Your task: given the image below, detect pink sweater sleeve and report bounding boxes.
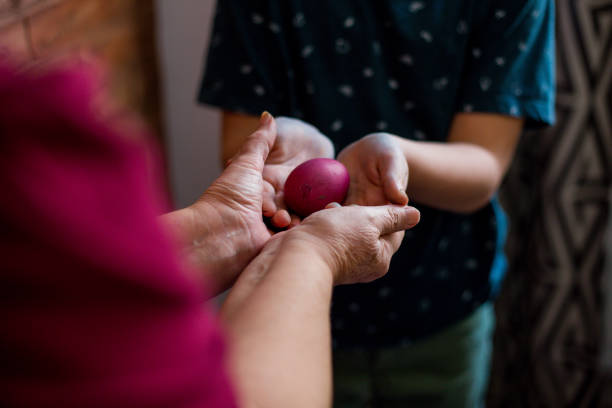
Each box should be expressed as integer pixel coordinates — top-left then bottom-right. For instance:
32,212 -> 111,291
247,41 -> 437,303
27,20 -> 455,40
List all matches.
0,60 -> 237,408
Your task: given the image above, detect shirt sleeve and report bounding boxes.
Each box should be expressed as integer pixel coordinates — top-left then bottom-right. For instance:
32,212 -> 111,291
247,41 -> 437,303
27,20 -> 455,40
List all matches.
198,0 -> 291,116
0,61 -> 237,408
456,0 -> 555,128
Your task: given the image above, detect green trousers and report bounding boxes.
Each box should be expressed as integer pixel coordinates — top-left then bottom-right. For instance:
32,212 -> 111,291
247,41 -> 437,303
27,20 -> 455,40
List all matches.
333,303 -> 495,408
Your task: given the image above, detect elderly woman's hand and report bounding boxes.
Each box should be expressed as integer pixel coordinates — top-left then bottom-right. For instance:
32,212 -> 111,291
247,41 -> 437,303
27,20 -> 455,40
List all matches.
223,202 -> 420,314
286,203 -> 420,284
163,113 -> 277,295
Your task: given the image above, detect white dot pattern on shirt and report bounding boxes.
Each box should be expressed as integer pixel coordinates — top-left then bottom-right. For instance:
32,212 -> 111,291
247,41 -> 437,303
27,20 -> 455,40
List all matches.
205,8 -> 540,342
331,120 -> 343,132
410,1 -> 425,13
269,22 -> 281,33
513,86 -> 523,96
254,85 -> 265,96
338,85 -> 353,97
433,77 -> 448,90
293,13 -> 305,28
240,64 -> 252,74
301,45 -> 315,58
420,30 -> 433,42
400,54 -> 414,66
372,41 -> 382,55
457,20 -> 468,34
377,121 -> 388,131
336,38 -> 351,54
465,258 -> 478,270
348,302 -> 360,312
479,77 -> 492,91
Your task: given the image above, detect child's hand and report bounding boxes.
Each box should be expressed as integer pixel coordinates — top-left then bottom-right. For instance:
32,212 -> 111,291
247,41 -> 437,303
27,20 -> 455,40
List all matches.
261,117 -> 334,228
337,133 -> 409,206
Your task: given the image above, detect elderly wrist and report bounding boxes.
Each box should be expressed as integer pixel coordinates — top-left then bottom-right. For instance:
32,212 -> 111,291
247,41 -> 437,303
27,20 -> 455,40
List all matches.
281,231 -> 339,285
183,198 -> 256,284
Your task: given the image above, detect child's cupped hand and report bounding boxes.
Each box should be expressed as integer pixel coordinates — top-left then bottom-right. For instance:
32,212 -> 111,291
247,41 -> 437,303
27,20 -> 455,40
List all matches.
337,133 -> 409,207
261,117 -> 335,229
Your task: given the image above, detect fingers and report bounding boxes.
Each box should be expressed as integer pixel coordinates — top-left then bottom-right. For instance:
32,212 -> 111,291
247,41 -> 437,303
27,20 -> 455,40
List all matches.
229,111 -> 277,173
262,181 -> 277,216
325,202 -> 342,209
378,153 -> 409,206
367,205 -> 420,236
271,209 -> 291,228
262,165 -> 288,192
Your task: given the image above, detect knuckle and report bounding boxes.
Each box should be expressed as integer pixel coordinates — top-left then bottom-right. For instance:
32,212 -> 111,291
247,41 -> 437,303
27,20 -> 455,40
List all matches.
386,208 -> 400,228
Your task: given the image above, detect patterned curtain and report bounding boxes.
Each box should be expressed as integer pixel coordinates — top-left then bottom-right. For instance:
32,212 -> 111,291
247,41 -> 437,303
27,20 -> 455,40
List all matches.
488,1 -> 612,406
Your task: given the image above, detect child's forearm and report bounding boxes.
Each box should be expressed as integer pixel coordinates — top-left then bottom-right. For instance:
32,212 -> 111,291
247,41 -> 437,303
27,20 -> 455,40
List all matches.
393,137 -> 508,213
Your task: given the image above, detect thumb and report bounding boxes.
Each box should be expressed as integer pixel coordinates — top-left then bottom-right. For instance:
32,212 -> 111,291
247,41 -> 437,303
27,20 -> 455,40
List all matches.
368,205 -> 420,236
230,111 -> 277,173
378,153 -> 409,205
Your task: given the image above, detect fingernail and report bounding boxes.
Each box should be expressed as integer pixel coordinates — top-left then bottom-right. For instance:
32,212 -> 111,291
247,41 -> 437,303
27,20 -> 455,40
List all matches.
260,111 -> 273,125
406,207 -> 420,226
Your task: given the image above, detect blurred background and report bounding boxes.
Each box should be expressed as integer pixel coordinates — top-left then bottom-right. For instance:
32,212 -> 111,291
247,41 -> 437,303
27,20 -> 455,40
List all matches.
1,0 -> 610,406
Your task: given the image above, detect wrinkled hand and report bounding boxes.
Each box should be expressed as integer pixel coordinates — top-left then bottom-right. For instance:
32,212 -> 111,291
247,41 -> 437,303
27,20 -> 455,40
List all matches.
285,203 -> 420,284
261,117 -> 334,228
167,112 -> 277,293
337,133 -> 409,206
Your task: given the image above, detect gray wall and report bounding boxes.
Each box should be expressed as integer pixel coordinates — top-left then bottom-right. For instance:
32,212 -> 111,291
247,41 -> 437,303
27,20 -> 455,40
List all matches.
155,0 -> 220,209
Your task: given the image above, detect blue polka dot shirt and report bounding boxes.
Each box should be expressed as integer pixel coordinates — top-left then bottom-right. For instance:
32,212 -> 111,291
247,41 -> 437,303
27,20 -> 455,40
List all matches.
199,0 -> 555,348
